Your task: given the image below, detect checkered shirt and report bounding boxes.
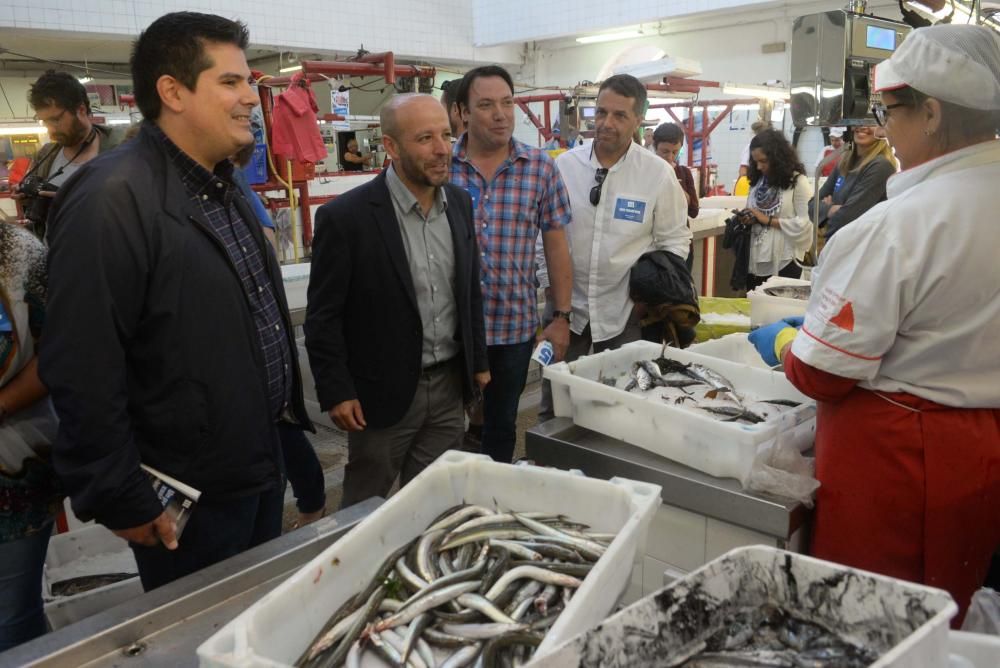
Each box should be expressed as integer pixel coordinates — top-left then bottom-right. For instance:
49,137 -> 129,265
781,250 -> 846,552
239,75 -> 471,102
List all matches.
156,126 -> 292,417
450,136 -> 571,346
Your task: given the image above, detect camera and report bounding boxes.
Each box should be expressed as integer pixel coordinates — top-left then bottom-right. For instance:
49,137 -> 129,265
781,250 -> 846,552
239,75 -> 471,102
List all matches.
18,174 -> 58,199
19,175 -> 59,226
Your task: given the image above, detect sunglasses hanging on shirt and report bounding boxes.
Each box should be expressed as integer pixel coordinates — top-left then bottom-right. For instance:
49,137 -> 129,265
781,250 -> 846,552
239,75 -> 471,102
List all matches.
589,167 -> 608,206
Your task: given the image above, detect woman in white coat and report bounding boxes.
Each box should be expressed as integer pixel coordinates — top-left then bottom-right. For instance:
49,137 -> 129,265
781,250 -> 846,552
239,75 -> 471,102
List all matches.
739,128 -> 813,291
750,24 -> 1000,622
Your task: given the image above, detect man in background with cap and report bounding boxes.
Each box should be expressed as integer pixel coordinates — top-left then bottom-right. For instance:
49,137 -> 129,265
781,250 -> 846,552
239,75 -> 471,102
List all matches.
814,126 -> 846,177
748,23 -> 1000,619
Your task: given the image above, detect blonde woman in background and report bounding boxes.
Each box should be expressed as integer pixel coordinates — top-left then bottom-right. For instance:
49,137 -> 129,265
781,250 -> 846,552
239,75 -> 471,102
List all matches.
811,125 -> 898,240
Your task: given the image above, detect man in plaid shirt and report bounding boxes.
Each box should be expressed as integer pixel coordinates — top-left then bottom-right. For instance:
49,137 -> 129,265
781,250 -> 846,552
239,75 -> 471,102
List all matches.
450,65 -> 573,464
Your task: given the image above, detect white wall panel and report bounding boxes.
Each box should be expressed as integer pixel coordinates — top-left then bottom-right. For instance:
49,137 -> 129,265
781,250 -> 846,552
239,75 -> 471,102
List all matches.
0,0 -> 521,64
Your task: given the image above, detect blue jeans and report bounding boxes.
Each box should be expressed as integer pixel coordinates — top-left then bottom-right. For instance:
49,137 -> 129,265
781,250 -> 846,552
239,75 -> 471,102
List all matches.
0,523 -> 53,651
130,483 -> 284,591
481,339 -> 534,463
278,423 -> 325,514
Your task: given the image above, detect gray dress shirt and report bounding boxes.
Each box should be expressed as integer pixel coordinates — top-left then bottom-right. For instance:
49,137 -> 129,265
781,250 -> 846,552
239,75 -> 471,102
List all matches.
385,164 -> 460,368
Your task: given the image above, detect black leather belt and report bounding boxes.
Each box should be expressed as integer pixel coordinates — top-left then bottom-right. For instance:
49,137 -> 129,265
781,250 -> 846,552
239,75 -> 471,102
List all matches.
421,356 -> 456,377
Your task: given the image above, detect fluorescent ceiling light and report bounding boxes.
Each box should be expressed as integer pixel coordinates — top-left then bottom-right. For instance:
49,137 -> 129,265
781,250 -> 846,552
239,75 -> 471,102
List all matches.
279,64 -> 302,73
78,76 -> 93,84
0,126 -> 48,136
576,30 -> 642,44
722,82 -> 791,101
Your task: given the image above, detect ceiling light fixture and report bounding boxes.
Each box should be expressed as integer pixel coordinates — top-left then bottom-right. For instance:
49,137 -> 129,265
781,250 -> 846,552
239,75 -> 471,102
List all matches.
722,82 -> 791,101
279,64 -> 303,73
576,30 -> 643,45
0,126 -> 49,136
78,75 -> 93,84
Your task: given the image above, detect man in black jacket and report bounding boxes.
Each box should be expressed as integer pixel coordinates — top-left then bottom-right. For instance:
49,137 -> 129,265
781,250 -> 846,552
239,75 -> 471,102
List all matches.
305,94 -> 489,507
39,12 -> 311,591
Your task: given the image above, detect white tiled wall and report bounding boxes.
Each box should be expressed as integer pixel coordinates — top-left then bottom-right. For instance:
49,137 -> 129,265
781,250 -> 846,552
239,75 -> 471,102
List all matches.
474,0 -> 819,46
0,0 -> 521,63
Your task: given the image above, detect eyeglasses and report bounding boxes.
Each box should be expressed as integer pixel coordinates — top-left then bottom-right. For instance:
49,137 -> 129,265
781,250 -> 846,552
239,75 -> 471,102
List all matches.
35,109 -> 68,127
589,168 -> 608,206
871,102 -> 907,127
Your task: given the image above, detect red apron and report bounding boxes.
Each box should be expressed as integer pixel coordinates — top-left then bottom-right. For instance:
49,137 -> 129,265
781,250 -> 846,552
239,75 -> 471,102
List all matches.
811,386 -> 1000,624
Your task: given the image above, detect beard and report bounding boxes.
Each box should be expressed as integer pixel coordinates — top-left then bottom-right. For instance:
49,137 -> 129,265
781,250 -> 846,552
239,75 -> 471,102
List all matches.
397,151 -> 448,188
53,116 -> 89,147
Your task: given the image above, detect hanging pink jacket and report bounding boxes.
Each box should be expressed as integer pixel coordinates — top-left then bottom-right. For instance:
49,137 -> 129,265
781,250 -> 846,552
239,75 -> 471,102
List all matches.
271,73 -> 327,164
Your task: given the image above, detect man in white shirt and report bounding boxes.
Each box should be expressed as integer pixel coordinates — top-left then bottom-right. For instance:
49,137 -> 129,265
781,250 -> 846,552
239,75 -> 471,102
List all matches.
538,73 -> 690,420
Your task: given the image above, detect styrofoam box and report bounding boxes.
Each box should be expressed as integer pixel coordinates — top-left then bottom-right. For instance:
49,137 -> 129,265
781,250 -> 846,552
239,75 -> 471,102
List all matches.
748,275 -> 811,328
948,631 -> 1000,668
43,523 -> 142,629
197,451 -> 662,668
280,262 -> 310,312
688,332 -> 771,370
544,340 -> 816,482
531,546 -> 958,668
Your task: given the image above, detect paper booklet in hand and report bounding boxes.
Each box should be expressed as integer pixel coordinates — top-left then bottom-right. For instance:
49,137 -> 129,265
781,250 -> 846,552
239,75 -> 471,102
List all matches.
140,464 -> 202,538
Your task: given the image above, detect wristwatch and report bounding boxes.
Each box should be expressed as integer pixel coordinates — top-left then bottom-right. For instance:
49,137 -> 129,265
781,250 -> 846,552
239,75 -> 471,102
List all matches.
552,310 -> 572,323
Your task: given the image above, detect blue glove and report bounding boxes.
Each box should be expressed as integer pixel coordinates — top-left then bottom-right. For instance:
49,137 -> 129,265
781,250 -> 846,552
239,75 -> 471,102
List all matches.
749,317 -> 804,366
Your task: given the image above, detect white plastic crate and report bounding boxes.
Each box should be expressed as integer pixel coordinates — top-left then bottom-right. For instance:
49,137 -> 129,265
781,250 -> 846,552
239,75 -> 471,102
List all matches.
748,275 -> 811,328
948,630 -> 1000,667
197,451 -> 662,667
533,545 -> 958,668
544,340 -> 816,482
43,524 -> 142,629
688,332 -> 770,369
280,262 -> 310,311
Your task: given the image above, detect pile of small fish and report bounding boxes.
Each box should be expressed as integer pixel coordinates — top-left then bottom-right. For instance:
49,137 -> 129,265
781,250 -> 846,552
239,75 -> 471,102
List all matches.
298,504 -> 614,668
613,357 -> 800,425
762,285 -> 811,300
673,603 -> 880,667
50,572 -> 137,597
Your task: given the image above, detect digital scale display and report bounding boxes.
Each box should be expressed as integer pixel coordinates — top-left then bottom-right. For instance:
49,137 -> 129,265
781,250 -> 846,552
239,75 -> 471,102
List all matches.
866,25 -> 896,50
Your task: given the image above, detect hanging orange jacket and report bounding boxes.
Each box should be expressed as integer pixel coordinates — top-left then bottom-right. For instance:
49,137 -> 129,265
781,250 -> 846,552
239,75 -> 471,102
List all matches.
785,349 -> 1000,625
270,73 -> 327,164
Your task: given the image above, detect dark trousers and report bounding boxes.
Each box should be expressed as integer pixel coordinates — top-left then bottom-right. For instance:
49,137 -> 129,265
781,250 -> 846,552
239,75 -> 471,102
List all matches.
130,483 -> 284,591
340,361 -> 464,508
746,260 -> 802,292
278,422 -> 325,514
0,522 -> 52,651
481,339 -> 534,463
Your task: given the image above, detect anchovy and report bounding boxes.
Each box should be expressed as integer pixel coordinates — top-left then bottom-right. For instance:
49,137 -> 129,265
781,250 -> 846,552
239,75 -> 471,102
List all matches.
439,643 -> 483,668
701,405 -> 765,424
654,358 -> 736,393
377,581 -> 482,631
440,622 -> 531,640
484,565 -> 582,601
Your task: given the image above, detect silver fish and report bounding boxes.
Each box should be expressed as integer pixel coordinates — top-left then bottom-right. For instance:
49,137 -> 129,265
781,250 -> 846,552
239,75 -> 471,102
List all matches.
762,285 -> 810,300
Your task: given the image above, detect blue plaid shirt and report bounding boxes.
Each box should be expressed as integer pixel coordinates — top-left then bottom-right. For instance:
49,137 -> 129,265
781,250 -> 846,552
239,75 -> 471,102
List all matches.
156,127 -> 292,417
450,136 -> 571,346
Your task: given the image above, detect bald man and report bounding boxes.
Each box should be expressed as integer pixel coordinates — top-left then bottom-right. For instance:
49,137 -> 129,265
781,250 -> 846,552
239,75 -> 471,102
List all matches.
305,94 -> 489,507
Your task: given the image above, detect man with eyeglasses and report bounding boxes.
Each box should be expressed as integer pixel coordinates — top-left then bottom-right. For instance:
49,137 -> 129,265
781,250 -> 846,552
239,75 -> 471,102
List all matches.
14,70 -> 126,240
538,74 -> 690,421
449,65 -> 573,464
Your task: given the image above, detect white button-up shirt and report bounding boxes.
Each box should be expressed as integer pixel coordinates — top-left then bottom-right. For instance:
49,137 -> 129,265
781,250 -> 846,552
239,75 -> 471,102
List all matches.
550,142 -> 690,342
793,139 -> 1000,407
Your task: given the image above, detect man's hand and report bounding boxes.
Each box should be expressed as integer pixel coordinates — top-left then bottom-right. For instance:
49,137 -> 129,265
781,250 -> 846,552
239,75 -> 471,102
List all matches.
539,317 -> 570,362
821,195 -> 833,205
474,371 -> 491,390
827,204 -> 842,217
113,511 -> 179,550
330,399 -> 366,431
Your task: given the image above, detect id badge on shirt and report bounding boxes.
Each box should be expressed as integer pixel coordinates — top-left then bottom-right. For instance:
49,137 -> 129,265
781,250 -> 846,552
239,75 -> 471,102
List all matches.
0,303 -> 11,333
613,197 -> 647,224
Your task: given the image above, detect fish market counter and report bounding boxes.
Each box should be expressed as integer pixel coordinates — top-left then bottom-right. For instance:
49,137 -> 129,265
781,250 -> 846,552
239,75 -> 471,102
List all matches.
525,417 -> 812,602
0,498 -> 383,668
